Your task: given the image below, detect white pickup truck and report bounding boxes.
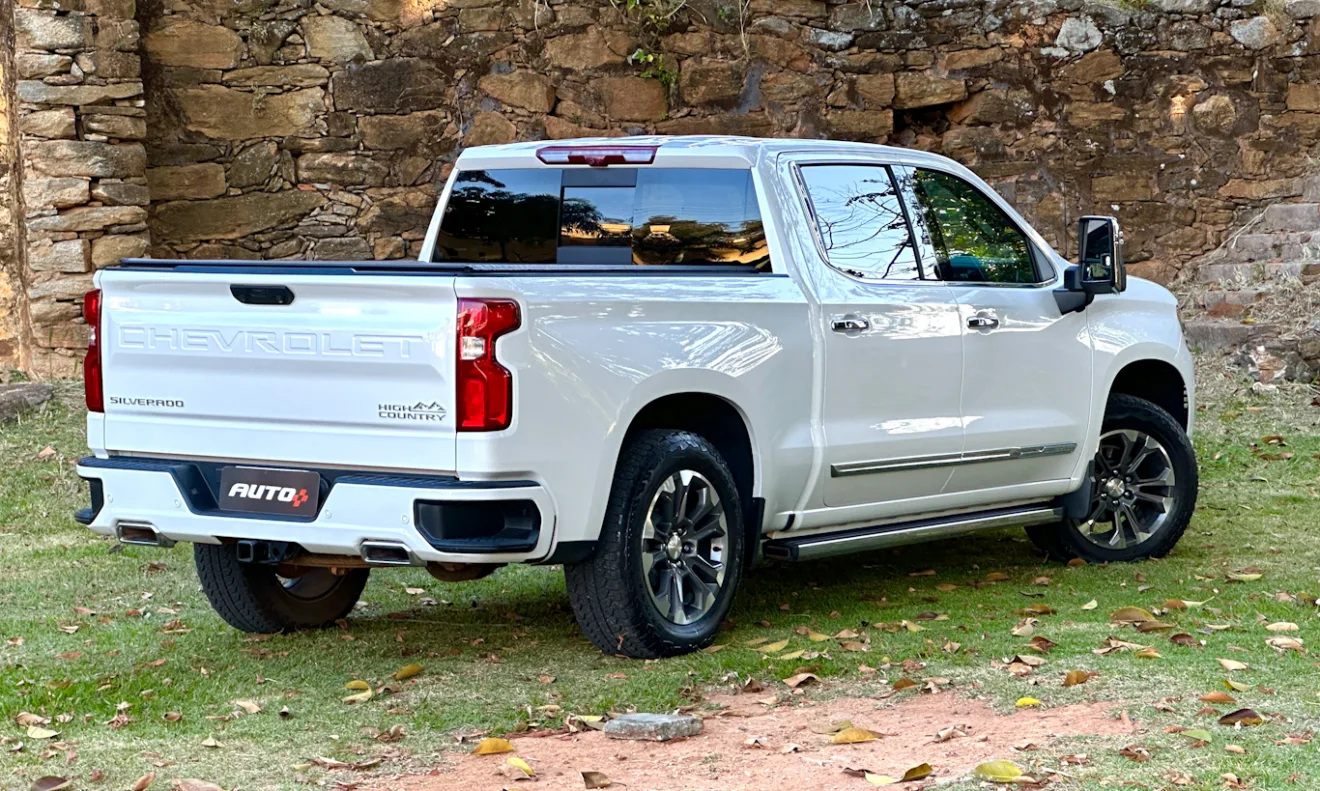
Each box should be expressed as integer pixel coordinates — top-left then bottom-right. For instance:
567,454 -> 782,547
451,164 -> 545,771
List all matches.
75,136 -> 1197,658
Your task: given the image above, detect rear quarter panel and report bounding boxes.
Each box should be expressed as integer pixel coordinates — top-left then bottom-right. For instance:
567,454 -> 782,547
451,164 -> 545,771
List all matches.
454,275 -> 814,545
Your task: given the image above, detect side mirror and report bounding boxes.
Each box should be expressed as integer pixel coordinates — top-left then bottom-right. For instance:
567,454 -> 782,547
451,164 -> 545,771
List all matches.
1077,215 -> 1125,295
1054,215 -> 1126,315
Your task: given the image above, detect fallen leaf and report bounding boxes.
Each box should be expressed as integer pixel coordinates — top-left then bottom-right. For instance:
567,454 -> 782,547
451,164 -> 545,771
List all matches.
759,639 -> 790,654
986,572 -> 1010,582
163,712 -> 182,722
1219,708 -> 1264,727
891,678 -> 919,692
783,673 -> 818,689
1183,728 -> 1213,743
200,737 -> 220,749
344,680 -> 370,691
1064,670 -> 1095,687
26,727 -> 58,740
473,737 -> 516,755
809,720 -> 852,735
1224,679 -> 1251,692
1110,607 -> 1156,624
581,771 -> 612,789
973,760 -> 1024,782
234,700 -> 261,715
16,712 -> 50,727
1217,658 -> 1250,672
393,663 -> 423,681
864,774 -> 897,786
342,690 -> 373,705
1266,622 -> 1299,632
831,727 -> 881,744
900,763 -> 933,782
1267,636 -> 1304,652
1135,648 -> 1162,659
1170,633 -> 1200,648
1136,621 -> 1176,633
36,445 -> 57,460
1226,744 -> 1246,754
30,778 -> 69,791
506,756 -> 535,777
1016,697 -> 1042,707
173,780 -> 223,791
1081,599 -> 1098,610
132,772 -> 156,791
1201,692 -> 1236,704
1226,572 -> 1262,583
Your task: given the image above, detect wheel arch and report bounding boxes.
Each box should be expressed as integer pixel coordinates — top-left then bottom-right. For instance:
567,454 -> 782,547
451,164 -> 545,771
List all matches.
1106,358 -> 1189,429
621,391 -> 761,568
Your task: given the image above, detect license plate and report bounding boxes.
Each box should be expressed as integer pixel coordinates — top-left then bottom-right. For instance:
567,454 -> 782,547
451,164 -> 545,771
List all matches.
219,466 -> 321,516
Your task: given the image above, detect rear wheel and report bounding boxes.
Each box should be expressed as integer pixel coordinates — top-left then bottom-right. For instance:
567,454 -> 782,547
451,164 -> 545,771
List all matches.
1027,394 -> 1197,563
194,543 -> 369,633
565,429 -> 745,658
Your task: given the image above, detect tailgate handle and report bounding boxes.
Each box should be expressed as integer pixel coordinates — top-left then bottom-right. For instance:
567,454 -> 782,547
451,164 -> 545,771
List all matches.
231,284 -> 295,306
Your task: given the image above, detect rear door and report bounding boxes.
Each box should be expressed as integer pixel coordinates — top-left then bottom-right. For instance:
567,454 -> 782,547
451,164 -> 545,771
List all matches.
97,270 -> 459,472
893,166 -> 1091,498
795,161 -> 965,508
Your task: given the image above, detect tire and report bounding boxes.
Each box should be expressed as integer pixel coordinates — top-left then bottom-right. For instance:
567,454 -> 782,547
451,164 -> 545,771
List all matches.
565,429 -> 745,659
194,543 -> 370,633
1026,393 -> 1198,563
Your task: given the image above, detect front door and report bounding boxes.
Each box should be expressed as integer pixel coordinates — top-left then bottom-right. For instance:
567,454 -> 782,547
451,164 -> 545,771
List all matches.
894,166 -> 1092,500
796,162 -> 966,509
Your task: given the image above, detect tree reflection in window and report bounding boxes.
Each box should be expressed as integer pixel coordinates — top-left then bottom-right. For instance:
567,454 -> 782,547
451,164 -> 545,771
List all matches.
631,170 -> 769,269
433,169 -> 559,263
799,165 -> 919,280
908,169 -> 1037,284
433,168 -> 770,269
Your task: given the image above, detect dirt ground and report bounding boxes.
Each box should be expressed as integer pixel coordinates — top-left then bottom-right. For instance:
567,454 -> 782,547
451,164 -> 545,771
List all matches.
389,691 -> 1137,791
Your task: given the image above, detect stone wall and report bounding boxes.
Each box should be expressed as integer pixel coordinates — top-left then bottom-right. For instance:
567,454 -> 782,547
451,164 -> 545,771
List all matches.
1,12 -> 24,370
5,0 -> 150,375
4,0 -> 1320,375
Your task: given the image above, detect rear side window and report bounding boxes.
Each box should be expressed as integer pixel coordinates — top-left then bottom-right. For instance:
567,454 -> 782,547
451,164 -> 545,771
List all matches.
433,168 -> 770,270
798,164 -> 920,281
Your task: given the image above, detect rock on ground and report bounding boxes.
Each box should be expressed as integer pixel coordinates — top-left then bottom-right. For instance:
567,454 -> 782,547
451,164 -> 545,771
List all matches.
0,383 -> 56,422
603,713 -> 703,742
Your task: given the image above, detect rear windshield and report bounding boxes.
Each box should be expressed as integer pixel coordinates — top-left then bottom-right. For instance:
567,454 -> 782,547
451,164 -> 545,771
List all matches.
433,168 -> 770,270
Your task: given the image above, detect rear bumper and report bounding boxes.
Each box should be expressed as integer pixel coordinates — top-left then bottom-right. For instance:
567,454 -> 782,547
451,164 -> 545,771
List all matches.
75,456 -> 558,564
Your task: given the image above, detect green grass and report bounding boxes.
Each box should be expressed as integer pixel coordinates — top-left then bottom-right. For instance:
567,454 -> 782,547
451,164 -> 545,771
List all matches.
4,378 -> 1320,790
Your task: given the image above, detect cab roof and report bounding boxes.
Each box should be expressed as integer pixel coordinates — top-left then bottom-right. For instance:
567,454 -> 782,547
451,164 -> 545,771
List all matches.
454,135 -> 963,171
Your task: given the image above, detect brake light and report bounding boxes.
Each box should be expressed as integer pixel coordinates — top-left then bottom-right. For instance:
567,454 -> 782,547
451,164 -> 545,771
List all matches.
536,145 -> 657,167
83,289 -> 103,413
456,298 -> 520,431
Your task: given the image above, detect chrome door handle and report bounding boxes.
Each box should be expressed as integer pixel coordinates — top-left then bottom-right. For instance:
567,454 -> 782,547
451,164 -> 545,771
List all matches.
967,314 -> 1000,330
832,316 -> 869,332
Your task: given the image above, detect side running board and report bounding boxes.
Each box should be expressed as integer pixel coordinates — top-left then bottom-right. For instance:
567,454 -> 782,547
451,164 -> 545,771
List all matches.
762,505 -> 1063,562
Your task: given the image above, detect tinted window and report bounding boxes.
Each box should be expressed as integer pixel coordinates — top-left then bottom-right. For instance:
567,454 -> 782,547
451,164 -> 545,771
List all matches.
434,168 -> 769,270
906,169 -> 1038,284
433,169 -> 559,263
799,164 -> 920,281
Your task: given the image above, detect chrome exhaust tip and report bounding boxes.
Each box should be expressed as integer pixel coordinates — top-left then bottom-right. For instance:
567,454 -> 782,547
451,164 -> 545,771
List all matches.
116,521 -> 176,548
359,540 -> 416,566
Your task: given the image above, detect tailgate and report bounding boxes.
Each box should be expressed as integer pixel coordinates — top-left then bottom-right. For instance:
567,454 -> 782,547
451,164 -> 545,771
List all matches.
96,270 -> 458,473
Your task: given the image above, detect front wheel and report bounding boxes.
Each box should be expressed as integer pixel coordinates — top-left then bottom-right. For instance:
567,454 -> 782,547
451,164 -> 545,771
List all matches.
194,543 -> 370,633
1027,394 -> 1198,563
565,429 -> 745,659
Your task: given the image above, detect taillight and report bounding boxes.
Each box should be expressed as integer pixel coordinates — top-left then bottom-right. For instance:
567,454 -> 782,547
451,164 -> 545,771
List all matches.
83,289 -> 103,413
536,145 -> 657,167
456,298 -> 520,431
